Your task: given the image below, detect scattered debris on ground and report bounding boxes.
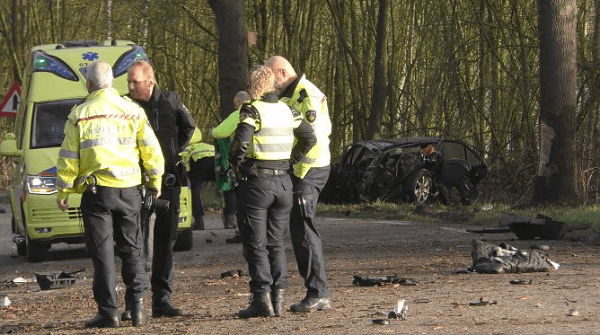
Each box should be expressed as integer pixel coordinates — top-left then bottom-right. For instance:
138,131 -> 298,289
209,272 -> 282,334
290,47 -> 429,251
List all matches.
353,275 -> 418,286
470,239 -> 560,274
499,213 -> 564,240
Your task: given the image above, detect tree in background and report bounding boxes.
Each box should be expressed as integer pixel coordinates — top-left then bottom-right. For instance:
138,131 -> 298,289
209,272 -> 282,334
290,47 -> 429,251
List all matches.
208,0 -> 248,120
367,0 -> 389,140
533,0 -> 578,205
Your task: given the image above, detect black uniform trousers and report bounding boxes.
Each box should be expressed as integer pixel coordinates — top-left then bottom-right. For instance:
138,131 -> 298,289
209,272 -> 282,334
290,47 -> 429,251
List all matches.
80,185 -> 147,318
290,166 -> 331,298
237,173 -> 293,293
151,184 -> 180,306
189,157 -> 237,221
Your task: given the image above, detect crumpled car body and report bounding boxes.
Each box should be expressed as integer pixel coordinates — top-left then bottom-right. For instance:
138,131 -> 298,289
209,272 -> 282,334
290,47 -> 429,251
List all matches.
323,137 -> 487,204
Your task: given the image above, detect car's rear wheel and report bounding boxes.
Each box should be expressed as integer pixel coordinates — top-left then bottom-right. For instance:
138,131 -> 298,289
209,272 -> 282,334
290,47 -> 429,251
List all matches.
173,228 -> 193,251
404,170 -> 432,204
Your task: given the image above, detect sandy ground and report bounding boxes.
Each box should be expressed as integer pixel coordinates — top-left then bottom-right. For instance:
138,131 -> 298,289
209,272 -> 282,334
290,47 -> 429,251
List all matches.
1,210 -> 599,334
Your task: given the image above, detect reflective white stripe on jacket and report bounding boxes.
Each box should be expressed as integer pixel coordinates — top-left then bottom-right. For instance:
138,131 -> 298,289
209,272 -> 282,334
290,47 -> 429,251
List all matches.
57,88 -> 164,199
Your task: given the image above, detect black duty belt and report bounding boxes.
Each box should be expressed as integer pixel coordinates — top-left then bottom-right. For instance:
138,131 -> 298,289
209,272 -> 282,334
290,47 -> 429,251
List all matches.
256,168 -> 288,176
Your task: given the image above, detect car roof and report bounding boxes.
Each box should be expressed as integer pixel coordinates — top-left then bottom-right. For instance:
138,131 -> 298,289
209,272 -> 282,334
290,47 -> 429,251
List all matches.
351,136 -> 442,152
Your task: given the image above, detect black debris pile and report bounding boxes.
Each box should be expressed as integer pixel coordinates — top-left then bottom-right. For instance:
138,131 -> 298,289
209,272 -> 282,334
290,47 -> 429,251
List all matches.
499,213 -> 564,240
220,270 -> 243,278
353,275 -> 417,286
35,268 -> 85,290
470,239 -> 559,274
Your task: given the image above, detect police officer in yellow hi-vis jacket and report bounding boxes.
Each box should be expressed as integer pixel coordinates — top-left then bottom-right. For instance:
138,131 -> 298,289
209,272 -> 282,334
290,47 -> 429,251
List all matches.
231,65 -> 316,318
56,61 -> 164,328
181,128 -> 237,230
212,91 -> 250,241
266,55 -> 333,313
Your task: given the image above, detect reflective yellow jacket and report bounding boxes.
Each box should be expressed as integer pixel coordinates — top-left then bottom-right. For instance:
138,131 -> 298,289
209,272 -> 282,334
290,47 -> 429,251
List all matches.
280,74 -> 332,178
56,88 -> 164,200
181,128 -> 215,172
212,109 -> 240,139
241,100 -> 298,161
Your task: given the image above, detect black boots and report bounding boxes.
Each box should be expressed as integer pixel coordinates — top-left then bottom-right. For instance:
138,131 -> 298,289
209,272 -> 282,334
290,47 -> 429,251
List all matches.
84,314 -> 120,328
131,298 -> 145,327
193,216 -> 205,230
152,300 -> 183,317
121,299 -> 146,326
272,289 -> 284,317
290,296 -> 332,313
238,292 -> 275,318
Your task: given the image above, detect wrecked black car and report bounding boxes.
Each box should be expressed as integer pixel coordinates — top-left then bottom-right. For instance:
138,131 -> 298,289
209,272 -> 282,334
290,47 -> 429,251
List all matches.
322,137 -> 487,205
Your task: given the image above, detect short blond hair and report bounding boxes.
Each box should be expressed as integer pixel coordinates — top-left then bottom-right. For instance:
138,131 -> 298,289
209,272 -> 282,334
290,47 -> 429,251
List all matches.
248,65 -> 275,100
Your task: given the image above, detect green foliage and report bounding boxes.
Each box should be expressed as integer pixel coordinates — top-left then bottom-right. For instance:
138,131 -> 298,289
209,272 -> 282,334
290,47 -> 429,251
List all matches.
0,1 -> 598,204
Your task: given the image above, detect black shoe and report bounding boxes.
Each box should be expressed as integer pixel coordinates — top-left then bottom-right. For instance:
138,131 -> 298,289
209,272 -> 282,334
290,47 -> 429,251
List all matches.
152,302 -> 182,317
290,296 -> 331,313
226,231 -> 241,244
193,216 -> 205,230
238,292 -> 274,318
272,289 -> 284,317
84,314 -> 120,328
131,299 -> 145,326
223,214 -> 237,229
120,310 -> 131,321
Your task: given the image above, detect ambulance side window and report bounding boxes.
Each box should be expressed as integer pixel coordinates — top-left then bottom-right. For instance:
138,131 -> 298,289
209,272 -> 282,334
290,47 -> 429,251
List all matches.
30,99 -> 82,149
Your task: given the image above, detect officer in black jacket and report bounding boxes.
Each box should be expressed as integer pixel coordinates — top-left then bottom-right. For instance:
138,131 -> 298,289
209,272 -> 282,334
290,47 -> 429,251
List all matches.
126,60 -> 195,318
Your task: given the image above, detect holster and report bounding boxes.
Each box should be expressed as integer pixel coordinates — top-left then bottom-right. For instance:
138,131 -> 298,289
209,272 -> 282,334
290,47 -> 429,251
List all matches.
294,191 -> 309,219
238,164 -> 257,180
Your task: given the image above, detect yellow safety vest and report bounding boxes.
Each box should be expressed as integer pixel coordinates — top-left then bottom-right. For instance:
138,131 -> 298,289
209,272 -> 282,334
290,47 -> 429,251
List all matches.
241,100 -> 296,161
181,138 -> 215,172
280,75 -> 331,178
57,88 -> 164,199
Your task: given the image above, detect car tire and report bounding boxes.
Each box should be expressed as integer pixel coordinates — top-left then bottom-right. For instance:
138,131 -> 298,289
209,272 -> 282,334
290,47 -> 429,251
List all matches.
173,228 -> 193,251
12,216 -> 27,256
16,237 -> 26,256
26,231 -> 49,262
404,170 -> 432,204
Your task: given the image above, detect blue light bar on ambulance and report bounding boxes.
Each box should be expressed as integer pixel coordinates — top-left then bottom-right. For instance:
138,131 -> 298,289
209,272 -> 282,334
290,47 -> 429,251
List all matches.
112,46 -> 149,78
32,51 -> 79,81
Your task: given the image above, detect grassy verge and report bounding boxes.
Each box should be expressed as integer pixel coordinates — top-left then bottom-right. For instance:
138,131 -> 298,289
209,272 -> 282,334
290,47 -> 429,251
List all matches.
317,201 -> 600,243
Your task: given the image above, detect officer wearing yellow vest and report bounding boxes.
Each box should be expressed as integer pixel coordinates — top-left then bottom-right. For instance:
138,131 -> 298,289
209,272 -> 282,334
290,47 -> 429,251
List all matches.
56,61 -> 164,328
212,91 -> 250,242
181,128 -> 237,229
230,65 -> 316,318
265,55 -> 333,313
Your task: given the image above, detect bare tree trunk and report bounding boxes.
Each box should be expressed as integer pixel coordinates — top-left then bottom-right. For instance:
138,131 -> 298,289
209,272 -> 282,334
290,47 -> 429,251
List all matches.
104,0 -> 111,40
208,0 -> 248,120
533,0 -> 578,205
140,0 -> 149,47
60,0 -> 66,42
367,0 -> 389,140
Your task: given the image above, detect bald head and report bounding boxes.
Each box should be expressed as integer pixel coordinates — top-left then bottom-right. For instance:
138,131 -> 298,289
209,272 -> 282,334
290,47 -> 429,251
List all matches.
127,60 -> 156,102
233,91 -> 251,108
265,55 -> 298,95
